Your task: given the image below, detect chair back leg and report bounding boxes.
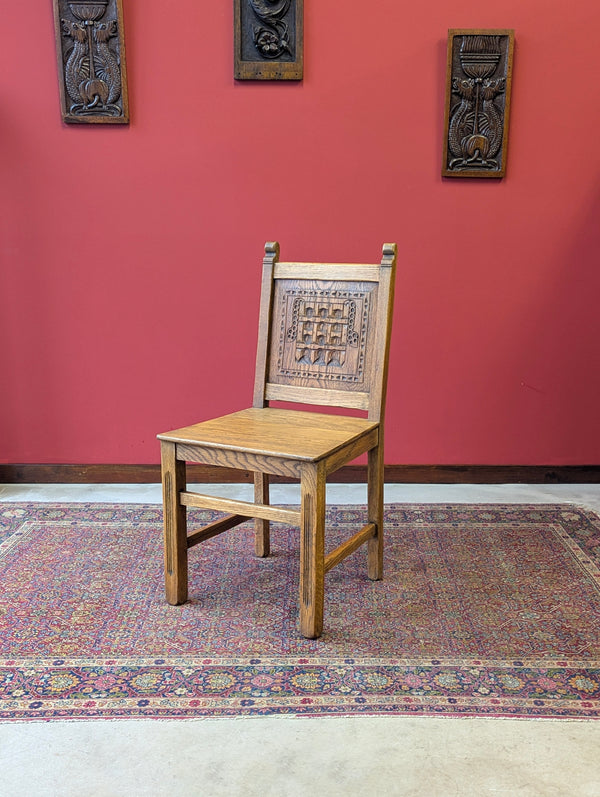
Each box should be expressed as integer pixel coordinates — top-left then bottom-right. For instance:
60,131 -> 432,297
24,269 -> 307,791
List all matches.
254,472 -> 270,557
367,442 -> 384,580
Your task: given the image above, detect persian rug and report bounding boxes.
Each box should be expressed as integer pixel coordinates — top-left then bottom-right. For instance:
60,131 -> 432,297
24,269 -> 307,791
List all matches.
1,503 -> 600,722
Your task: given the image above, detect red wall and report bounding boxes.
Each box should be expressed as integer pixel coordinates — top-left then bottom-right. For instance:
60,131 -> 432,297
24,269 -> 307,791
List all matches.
1,1 -> 599,466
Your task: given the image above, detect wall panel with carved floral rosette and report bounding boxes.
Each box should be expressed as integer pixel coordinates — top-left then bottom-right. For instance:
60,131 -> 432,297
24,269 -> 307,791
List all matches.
53,0 -> 129,124
234,0 -> 303,80
442,29 -> 514,178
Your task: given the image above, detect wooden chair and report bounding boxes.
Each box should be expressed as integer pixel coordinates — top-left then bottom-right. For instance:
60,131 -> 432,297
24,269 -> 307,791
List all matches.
157,241 -> 397,638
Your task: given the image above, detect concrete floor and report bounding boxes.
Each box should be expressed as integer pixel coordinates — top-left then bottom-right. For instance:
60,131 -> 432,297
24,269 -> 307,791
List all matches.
1,483 -> 600,797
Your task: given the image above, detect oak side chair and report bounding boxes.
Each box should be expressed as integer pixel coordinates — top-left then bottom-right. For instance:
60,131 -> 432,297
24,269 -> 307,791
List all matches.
157,241 -> 397,638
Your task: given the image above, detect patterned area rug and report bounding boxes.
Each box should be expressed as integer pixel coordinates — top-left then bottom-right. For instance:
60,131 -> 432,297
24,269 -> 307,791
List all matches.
1,503 -> 600,721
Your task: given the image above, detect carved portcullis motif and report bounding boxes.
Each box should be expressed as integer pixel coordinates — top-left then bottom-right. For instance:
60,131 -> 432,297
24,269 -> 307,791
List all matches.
234,0 -> 303,80
53,0 -> 129,124
272,285 -> 373,388
442,29 -> 514,178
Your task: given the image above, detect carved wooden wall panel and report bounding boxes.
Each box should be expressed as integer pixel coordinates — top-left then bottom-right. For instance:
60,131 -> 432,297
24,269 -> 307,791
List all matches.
268,280 -> 378,392
53,0 -> 129,124
234,0 -> 303,80
442,29 -> 514,178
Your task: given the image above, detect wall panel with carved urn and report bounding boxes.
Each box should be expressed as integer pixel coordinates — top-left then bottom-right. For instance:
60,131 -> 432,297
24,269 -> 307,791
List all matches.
442,29 -> 514,178
53,0 -> 129,124
234,0 -> 303,80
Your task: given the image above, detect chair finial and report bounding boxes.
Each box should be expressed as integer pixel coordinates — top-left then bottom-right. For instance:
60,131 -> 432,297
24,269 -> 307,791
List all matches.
264,241 -> 280,258
381,243 -> 397,266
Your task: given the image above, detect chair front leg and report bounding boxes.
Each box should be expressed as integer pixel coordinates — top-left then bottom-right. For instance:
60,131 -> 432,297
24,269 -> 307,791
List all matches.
254,472 -> 270,557
367,440 -> 384,580
299,462 -> 326,639
160,440 -> 188,605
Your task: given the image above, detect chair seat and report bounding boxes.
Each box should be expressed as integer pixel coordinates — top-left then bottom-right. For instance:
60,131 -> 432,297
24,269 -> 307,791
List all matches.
158,407 -> 378,462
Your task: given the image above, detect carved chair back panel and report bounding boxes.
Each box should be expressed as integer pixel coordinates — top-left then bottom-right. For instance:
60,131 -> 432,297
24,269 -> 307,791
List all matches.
268,278 -> 379,395
253,244 -> 396,420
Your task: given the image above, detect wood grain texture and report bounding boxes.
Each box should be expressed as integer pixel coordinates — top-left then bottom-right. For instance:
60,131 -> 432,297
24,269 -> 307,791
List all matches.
180,491 -> 301,525
160,441 -> 188,605
324,523 -> 376,574
160,408 -> 377,461
175,443 -> 303,479
367,442 -> 384,580
273,263 -> 381,281
264,383 -> 370,410
323,428 -> 379,477
253,242 -> 278,408
299,462 -> 326,638
254,472 -> 270,557
268,277 -> 379,397
186,514 -> 248,549
367,244 -> 396,423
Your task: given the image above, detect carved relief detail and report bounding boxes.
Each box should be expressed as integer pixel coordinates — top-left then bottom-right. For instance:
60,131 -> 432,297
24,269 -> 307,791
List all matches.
248,0 -> 293,60
448,36 -> 504,172
277,289 -> 370,383
234,0 -> 303,80
443,30 -> 514,178
54,0 -> 128,123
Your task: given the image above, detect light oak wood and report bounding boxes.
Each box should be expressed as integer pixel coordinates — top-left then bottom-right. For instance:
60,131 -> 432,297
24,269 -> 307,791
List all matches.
323,428 -> 379,477
367,443 -> 384,579
324,523 -> 376,573
253,242 -> 278,408
160,441 -> 188,605
157,241 -> 397,638
254,473 -> 270,557
265,383 -> 370,410
274,263 -> 381,281
367,243 -> 396,423
180,491 -> 301,525
186,514 -> 248,548
299,462 -> 326,638
176,443 -> 302,479
159,408 -> 377,460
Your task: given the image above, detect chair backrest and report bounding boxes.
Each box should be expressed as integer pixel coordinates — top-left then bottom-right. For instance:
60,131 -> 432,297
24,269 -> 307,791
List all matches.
253,241 -> 397,422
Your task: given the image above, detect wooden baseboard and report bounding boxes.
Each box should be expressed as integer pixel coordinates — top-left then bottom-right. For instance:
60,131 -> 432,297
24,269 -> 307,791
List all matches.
1,463 -> 599,484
